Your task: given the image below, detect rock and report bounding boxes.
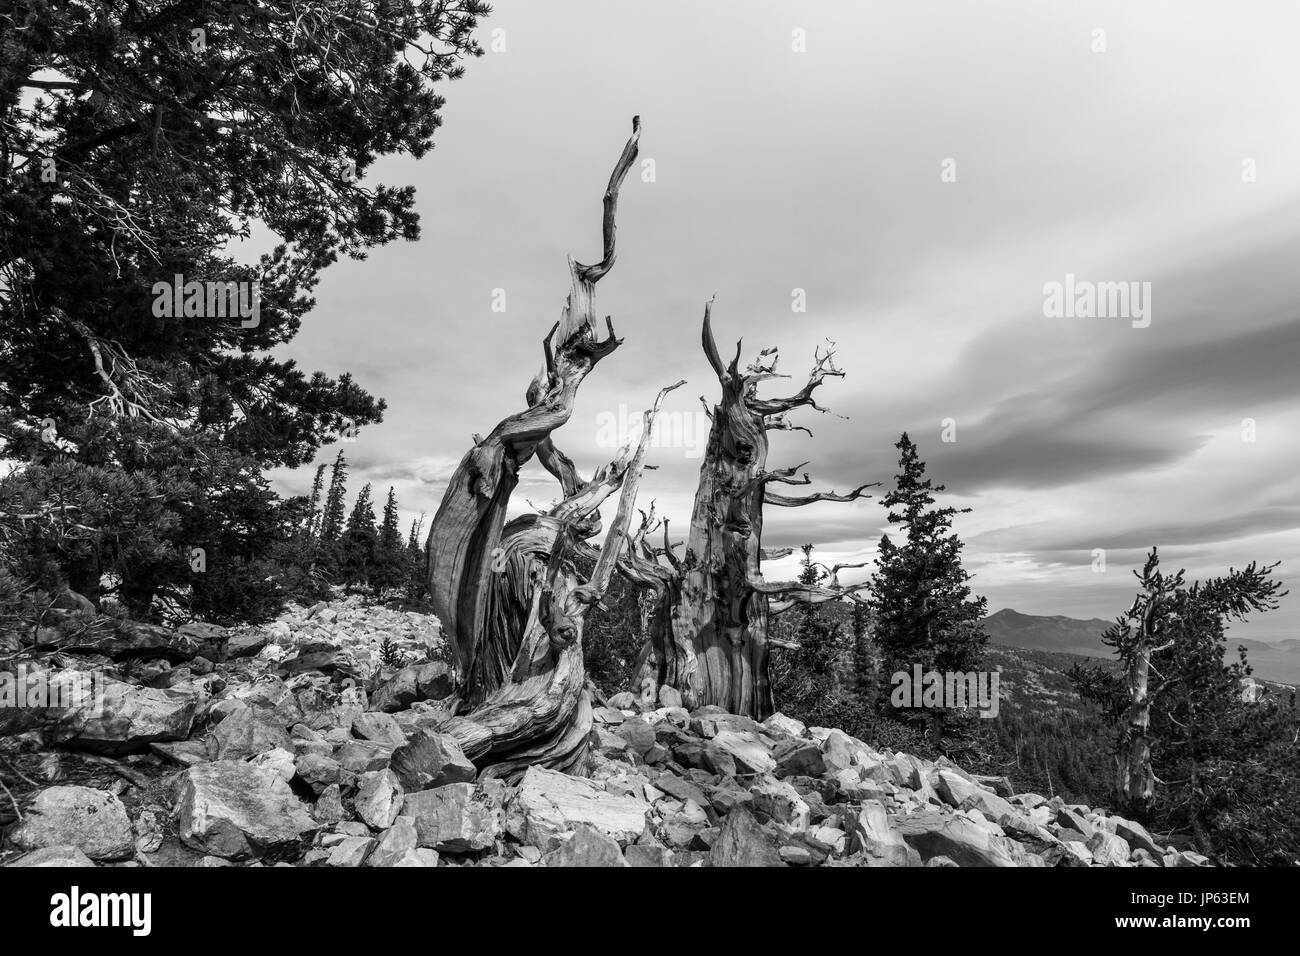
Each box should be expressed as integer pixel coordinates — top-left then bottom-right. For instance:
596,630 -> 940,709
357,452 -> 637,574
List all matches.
107,620 -> 199,663
355,770 -> 405,830
176,761 -> 318,860
211,702 -> 292,761
313,785 -> 346,826
294,753 -> 341,794
389,729 -> 475,791
226,631 -> 268,659
892,808 -> 1016,867
9,787 -> 133,860
367,817 -> 419,867
352,712 -> 407,746
334,739 -> 394,773
1055,806 -> 1095,838
935,769 -> 1019,821
6,845 -> 96,867
821,730 -> 858,773
658,685 -> 684,709
369,662 -> 454,712
749,780 -> 811,831
294,681 -> 365,731
926,855 -> 960,867
773,739 -> 826,779
613,716 -> 655,757
326,836 -> 374,867
1086,830 -> 1131,866
1109,815 -> 1161,856
973,774 -> 1015,798
707,807 -> 783,867
66,680 -> 198,755
607,692 -> 638,710
507,766 -> 649,849
709,730 -> 776,774
850,800 -> 918,867
389,848 -> 441,867
405,781 -> 505,853
1169,850 -> 1211,867
624,843 -> 674,867
779,845 -> 814,866
543,823 -> 629,867
761,712 -> 807,739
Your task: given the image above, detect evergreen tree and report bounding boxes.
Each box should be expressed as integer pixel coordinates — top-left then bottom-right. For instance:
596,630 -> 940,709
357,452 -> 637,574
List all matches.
1072,547 -> 1290,860
869,433 -> 988,724
370,487 -> 406,594
305,464 -> 329,539
339,483 -> 378,587
0,2 -> 486,621
318,452 -> 349,547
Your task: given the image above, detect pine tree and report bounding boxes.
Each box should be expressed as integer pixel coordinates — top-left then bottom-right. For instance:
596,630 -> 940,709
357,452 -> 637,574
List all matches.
406,514 -> 428,602
339,483 -> 378,588
870,433 -> 988,719
1072,547 -> 1287,834
319,452 -> 349,547
305,463 -> 329,539
371,487 -> 406,594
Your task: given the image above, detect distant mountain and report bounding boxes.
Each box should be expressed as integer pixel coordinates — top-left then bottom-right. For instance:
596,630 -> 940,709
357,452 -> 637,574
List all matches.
984,608 -> 1300,686
983,608 -> 1112,658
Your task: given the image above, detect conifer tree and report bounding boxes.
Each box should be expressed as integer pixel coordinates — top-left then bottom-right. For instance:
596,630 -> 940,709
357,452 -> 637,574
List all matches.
869,433 -> 988,721
319,452 -> 349,547
339,483 -> 378,587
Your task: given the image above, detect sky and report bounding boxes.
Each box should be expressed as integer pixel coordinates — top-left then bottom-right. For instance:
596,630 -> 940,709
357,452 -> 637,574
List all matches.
267,0 -> 1300,641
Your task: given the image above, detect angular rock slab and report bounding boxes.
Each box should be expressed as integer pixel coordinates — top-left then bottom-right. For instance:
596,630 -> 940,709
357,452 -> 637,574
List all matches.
506,766 -> 649,850
404,781 -> 505,853
10,786 -> 134,860
177,760 -> 318,860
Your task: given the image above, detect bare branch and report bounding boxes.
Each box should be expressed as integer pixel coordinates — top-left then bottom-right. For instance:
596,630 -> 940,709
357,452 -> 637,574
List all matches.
765,482 -> 878,507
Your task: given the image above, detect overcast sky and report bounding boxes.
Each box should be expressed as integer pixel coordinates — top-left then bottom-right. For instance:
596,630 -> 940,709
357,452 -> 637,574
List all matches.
268,0 -> 1300,642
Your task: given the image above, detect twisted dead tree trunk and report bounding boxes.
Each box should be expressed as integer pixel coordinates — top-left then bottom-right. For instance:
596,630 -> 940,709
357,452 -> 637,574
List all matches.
424,117 -> 648,777
634,300 -> 874,718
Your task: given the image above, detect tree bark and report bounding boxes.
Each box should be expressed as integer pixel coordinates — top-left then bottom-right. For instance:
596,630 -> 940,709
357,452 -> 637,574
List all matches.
423,118 -> 645,778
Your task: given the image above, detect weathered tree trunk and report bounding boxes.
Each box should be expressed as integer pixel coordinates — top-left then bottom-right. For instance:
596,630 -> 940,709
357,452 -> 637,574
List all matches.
636,301 -> 873,718
423,118 -> 646,778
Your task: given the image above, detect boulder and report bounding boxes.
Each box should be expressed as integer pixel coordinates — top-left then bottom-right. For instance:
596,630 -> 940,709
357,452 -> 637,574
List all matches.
366,817 -> 419,867
851,800 -> 918,867
355,770 -> 405,830
176,760 -> 318,859
211,702 -> 292,761
506,766 -> 649,849
6,845 -> 97,867
749,780 -> 811,831
773,738 -> 826,779
1086,830 -> 1131,867
543,823 -> 629,867
352,712 -> 407,746
709,730 -> 776,774
9,786 -> 133,860
389,729 -> 475,791
405,781 -> 506,853
1109,815 -> 1162,856
67,680 -> 198,755
761,712 -> 807,739
892,808 -> 1017,867
369,662 -> 454,713
707,807 -> 783,867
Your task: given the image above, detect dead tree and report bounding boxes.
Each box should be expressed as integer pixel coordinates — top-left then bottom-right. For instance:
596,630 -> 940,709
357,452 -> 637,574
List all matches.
632,301 -> 874,718
424,118 -> 647,777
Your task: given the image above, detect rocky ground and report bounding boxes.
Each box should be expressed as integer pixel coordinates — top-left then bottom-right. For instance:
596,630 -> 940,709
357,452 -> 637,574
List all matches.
0,593 -> 1210,868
